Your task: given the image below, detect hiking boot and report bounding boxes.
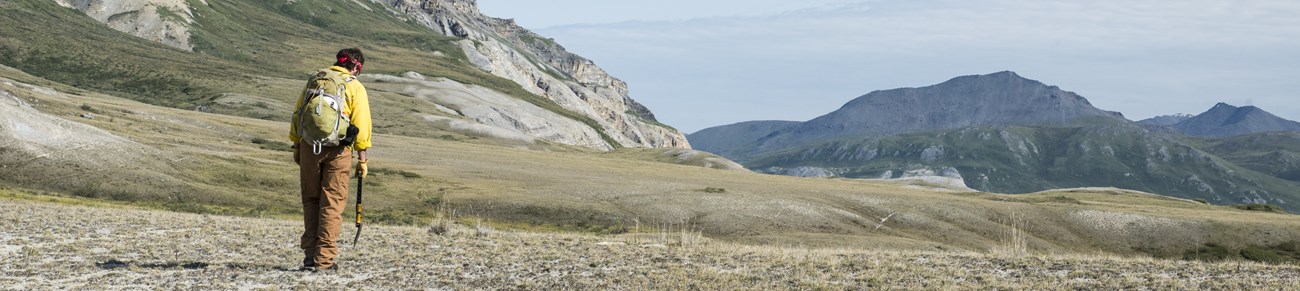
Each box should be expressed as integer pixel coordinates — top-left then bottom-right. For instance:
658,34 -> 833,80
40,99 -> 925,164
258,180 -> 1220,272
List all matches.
305,262 -> 340,273
300,261 -> 340,272
302,256 -> 315,270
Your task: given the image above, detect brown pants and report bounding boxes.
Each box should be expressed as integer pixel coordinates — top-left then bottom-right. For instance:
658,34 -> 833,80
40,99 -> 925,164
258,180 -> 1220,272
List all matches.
299,144 -> 353,269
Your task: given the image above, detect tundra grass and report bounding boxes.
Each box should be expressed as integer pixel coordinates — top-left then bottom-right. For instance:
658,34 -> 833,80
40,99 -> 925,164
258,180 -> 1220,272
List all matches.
3,199 -> 1299,289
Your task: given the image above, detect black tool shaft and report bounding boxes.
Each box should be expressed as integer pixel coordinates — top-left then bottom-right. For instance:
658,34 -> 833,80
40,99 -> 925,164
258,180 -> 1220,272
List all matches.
353,175 -> 363,245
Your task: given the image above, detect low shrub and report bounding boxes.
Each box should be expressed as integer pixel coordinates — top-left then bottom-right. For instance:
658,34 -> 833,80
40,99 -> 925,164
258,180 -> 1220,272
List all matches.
1232,204 -> 1285,213
250,137 -> 293,152
372,167 -> 422,178
1184,242 -> 1300,265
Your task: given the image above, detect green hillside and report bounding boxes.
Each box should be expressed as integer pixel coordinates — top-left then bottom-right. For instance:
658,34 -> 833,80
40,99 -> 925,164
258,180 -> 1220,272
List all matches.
1199,132 -> 1300,182
0,0 -> 615,141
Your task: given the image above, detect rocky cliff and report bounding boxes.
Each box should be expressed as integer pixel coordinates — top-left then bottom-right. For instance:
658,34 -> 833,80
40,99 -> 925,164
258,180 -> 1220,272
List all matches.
381,0 -> 689,149
53,0 -> 688,151
53,0 -> 193,50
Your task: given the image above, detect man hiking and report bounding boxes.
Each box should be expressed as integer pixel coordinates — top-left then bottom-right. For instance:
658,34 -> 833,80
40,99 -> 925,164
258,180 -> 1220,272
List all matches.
289,48 -> 372,272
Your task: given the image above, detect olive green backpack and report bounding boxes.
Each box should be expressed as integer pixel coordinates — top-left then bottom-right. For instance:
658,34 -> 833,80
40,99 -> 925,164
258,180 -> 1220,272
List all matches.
295,69 -> 354,154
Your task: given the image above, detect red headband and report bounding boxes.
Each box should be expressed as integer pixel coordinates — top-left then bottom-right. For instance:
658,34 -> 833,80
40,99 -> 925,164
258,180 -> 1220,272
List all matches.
338,56 -> 350,63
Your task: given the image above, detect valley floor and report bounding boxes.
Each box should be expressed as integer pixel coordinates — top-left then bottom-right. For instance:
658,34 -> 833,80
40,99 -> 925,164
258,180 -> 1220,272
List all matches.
3,198 -> 1297,290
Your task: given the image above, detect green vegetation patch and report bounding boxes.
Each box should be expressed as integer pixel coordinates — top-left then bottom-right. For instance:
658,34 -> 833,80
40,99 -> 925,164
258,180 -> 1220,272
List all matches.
1232,203 -> 1286,213
700,187 -> 727,193
372,167 -> 423,179
1184,242 -> 1300,265
250,137 -> 293,152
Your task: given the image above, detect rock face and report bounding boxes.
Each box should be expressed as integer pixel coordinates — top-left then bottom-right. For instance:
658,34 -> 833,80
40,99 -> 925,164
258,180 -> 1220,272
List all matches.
365,72 -> 611,149
1172,103 -> 1300,137
61,0 -> 688,151
759,166 -> 835,178
53,0 -> 194,50
381,0 -> 689,149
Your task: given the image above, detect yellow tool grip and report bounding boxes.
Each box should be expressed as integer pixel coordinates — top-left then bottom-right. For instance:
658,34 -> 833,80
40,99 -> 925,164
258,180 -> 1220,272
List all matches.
356,204 -> 363,224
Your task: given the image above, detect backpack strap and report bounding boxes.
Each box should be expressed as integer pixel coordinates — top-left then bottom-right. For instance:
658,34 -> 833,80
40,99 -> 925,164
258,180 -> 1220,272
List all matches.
338,76 -> 355,99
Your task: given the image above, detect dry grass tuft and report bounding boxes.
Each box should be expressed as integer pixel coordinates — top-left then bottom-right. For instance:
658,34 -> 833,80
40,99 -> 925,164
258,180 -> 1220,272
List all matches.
428,213 -> 454,236
992,211 -> 1029,257
474,218 -> 495,237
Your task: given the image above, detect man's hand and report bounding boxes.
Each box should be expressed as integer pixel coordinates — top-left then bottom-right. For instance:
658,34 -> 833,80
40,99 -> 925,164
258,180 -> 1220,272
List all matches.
354,149 -> 368,178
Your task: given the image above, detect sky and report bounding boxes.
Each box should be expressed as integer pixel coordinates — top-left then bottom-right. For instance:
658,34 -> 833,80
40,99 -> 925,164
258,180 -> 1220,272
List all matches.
478,0 -> 1300,133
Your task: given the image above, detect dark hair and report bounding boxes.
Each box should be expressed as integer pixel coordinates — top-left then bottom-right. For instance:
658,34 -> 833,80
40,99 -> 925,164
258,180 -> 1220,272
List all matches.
334,48 -> 365,72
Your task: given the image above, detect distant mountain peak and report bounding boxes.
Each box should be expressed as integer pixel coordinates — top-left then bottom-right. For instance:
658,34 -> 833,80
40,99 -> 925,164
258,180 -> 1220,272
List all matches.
799,71 -> 1119,138
945,71 -> 1035,85
1209,102 -> 1262,112
1174,103 -> 1300,137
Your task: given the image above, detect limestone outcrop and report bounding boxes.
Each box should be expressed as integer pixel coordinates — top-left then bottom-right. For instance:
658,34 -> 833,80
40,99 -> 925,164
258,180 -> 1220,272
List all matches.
57,0 -> 689,150
381,0 -> 690,149
53,0 -> 194,50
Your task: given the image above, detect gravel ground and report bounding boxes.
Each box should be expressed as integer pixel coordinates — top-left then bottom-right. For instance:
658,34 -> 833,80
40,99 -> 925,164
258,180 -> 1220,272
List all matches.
3,199 -> 1298,290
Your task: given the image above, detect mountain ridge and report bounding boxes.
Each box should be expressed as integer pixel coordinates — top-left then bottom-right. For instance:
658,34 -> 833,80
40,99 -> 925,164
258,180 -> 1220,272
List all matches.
1138,114 -> 1193,126
691,71 -> 1300,211
698,71 -> 1128,162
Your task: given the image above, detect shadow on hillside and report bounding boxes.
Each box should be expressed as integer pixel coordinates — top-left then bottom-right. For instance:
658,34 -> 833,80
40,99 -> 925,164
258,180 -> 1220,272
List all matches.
95,259 -> 300,272
96,259 -> 208,270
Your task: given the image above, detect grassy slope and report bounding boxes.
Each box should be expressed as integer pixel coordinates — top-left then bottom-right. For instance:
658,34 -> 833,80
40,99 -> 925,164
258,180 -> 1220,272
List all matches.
0,0 -> 617,145
1198,132 -> 1300,182
748,124 -> 1300,211
4,198 -> 1299,289
3,67 -> 1299,263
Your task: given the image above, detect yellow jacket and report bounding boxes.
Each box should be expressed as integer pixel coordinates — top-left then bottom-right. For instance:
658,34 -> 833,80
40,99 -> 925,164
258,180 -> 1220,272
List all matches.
288,66 -> 373,150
